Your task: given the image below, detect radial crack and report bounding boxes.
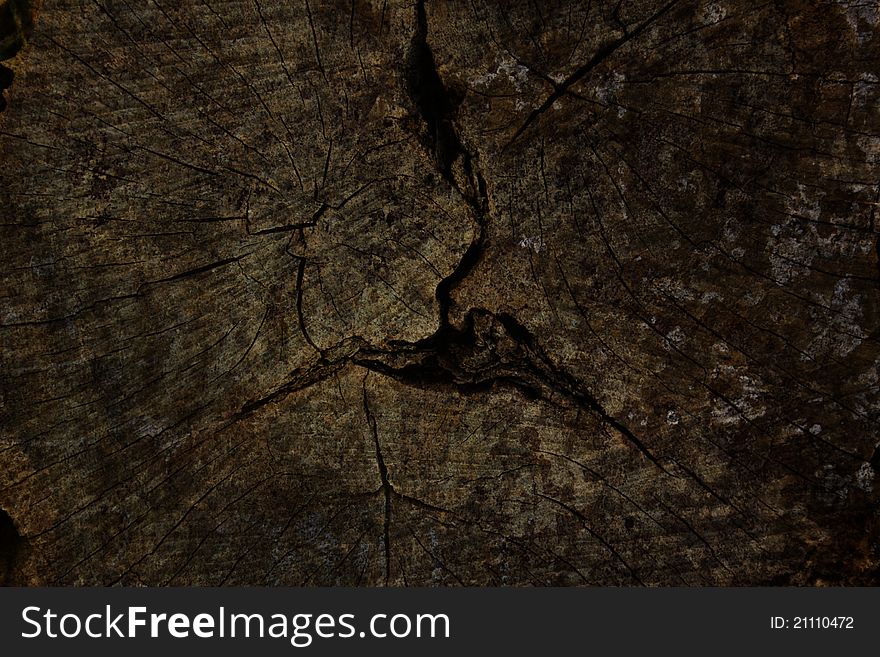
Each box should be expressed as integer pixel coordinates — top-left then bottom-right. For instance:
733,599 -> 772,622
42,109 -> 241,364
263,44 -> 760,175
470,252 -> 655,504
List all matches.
362,380 -> 392,586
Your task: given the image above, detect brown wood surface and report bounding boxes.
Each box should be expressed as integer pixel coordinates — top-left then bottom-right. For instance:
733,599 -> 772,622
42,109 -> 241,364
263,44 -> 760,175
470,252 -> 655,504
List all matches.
0,0 -> 878,585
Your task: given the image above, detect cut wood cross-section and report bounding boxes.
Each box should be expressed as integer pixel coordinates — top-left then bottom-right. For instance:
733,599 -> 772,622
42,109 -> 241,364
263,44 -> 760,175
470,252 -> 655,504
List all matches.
0,0 -> 878,585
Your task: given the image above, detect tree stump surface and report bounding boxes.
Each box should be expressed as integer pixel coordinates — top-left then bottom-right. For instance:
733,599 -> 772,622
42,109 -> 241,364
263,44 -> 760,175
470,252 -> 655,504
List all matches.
0,0 -> 878,585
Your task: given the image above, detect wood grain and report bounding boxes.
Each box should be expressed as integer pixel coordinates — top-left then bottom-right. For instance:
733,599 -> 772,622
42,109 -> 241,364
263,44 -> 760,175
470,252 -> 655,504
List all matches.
0,0 -> 878,585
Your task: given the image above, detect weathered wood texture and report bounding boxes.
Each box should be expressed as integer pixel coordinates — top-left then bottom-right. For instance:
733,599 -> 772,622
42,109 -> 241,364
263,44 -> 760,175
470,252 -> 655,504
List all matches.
1,0 -> 878,585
